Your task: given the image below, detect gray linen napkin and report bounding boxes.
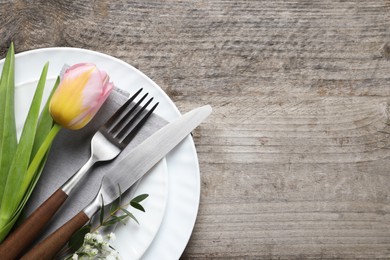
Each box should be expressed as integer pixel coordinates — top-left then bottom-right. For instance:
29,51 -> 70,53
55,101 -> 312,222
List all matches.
23,88 -> 167,242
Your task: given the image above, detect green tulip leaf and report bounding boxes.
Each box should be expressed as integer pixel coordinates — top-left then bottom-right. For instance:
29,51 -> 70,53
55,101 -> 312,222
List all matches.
0,212 -> 18,242
0,44 -> 16,203
31,76 -> 60,159
0,63 -> 49,228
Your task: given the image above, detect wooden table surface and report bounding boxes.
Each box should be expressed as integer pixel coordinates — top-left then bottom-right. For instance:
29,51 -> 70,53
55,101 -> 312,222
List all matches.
1,0 -> 390,259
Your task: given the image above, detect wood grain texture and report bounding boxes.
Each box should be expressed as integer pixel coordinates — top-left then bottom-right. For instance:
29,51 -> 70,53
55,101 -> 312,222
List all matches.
1,0 -> 390,259
21,211 -> 89,260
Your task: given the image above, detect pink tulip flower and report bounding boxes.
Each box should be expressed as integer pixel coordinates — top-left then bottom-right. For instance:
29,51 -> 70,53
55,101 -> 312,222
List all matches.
49,63 -> 114,130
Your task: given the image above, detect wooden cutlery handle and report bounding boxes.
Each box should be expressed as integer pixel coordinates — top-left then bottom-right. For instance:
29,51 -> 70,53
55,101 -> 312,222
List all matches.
21,211 -> 89,260
0,189 -> 68,259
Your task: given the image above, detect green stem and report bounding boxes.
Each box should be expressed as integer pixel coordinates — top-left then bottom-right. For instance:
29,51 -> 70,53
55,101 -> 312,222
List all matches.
92,206 -> 124,232
20,123 -> 62,197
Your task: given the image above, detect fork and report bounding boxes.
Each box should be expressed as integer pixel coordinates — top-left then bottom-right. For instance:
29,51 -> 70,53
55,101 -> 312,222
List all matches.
0,88 -> 159,260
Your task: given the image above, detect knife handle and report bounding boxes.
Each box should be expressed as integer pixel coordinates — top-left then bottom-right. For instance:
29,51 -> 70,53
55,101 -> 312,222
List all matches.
20,211 -> 90,260
0,189 -> 68,259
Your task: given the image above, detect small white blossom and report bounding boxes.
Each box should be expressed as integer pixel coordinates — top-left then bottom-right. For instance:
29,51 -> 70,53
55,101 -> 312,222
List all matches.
107,232 -> 116,242
70,231 -> 120,260
90,248 -> 98,256
94,233 -> 103,243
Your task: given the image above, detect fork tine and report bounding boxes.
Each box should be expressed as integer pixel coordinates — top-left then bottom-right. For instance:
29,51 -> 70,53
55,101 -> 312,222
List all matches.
121,101 -> 159,145
103,88 -> 159,148
104,88 -> 143,131
116,96 -> 154,140
110,92 -> 149,135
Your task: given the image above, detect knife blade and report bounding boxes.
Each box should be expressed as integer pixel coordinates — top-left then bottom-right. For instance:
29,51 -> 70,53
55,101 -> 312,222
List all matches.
21,105 -> 212,260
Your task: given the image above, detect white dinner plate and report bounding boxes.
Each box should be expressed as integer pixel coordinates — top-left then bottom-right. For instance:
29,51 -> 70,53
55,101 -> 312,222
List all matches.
3,47 -> 200,259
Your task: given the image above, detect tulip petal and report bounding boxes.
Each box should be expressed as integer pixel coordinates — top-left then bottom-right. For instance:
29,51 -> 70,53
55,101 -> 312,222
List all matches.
64,63 -> 95,80
49,63 -> 114,130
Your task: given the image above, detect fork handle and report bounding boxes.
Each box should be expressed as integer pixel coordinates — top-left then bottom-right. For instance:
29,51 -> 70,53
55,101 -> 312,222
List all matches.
0,189 -> 68,259
20,211 -> 89,260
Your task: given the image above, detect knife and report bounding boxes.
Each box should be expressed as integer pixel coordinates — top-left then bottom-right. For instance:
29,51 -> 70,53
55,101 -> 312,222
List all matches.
20,105 -> 211,260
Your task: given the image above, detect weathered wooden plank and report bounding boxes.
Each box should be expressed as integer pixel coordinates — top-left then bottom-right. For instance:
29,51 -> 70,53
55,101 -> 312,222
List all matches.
0,0 -> 390,259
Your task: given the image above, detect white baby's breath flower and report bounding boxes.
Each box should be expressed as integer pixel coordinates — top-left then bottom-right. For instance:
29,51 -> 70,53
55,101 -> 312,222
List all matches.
70,231 -> 120,260
102,243 -> 111,251
107,232 -> 116,242
91,248 -> 99,256
94,233 -> 104,243
84,233 -> 93,241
